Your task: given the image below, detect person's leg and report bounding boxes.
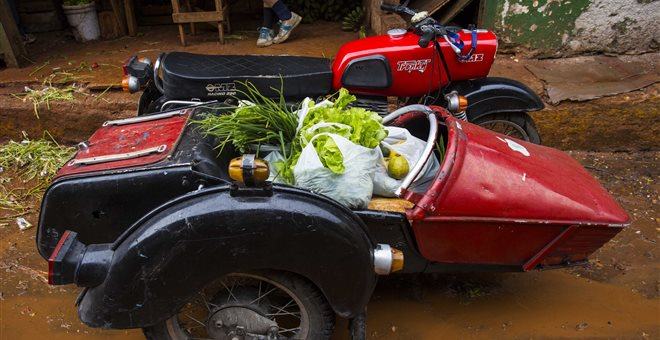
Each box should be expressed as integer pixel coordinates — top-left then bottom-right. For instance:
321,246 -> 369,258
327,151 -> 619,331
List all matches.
271,1 -> 302,44
257,1 -> 276,47
270,0 -> 291,21
262,7 -> 276,29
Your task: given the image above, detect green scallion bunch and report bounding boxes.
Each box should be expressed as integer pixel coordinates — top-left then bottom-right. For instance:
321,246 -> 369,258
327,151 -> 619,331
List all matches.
194,82 -> 299,156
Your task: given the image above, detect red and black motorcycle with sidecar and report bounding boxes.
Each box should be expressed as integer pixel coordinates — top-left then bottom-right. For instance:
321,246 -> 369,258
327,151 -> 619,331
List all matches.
122,2 -> 543,143
38,102 -> 627,339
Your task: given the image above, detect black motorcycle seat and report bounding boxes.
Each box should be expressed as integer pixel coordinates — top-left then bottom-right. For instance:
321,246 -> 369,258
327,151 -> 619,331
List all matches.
160,52 -> 333,100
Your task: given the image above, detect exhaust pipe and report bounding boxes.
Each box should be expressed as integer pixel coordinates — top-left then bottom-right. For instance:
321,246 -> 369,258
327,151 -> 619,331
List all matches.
373,244 -> 404,275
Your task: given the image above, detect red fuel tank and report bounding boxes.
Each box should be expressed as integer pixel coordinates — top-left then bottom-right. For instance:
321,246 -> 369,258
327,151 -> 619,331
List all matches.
332,30 -> 497,97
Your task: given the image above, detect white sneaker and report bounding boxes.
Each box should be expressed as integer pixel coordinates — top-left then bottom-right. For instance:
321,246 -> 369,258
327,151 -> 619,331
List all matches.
257,27 -> 274,47
273,12 -> 302,44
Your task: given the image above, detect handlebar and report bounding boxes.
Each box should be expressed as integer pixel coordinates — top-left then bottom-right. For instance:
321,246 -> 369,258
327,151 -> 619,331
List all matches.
380,2 -> 416,16
380,1 -> 478,55
380,3 -> 397,12
381,2 -> 437,47
417,26 -> 436,48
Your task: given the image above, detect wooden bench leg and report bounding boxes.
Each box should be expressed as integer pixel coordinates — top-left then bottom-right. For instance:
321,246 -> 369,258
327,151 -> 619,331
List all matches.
124,0 -> 137,36
224,6 -> 231,34
178,24 -> 186,46
214,0 -> 225,43
217,22 -> 224,44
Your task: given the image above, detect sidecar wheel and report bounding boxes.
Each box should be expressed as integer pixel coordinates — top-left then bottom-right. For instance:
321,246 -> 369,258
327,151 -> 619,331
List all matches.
143,271 -> 335,340
473,112 -> 541,144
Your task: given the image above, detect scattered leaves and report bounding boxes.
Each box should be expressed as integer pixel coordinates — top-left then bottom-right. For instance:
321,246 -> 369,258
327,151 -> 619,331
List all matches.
0,133 -> 75,221
0,132 -> 75,182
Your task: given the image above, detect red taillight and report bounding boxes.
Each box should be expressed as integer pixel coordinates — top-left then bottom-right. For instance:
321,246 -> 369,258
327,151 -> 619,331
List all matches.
48,230 -> 72,284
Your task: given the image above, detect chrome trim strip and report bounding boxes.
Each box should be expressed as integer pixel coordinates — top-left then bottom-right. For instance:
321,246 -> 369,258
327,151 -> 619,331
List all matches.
381,105 -> 438,197
102,110 -> 187,127
160,100 -> 206,111
153,53 -> 164,93
382,104 -> 434,124
68,144 -> 167,166
396,113 -> 437,197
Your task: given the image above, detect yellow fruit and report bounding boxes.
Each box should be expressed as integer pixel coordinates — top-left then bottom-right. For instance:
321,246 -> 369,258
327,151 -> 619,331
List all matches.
387,153 -> 409,179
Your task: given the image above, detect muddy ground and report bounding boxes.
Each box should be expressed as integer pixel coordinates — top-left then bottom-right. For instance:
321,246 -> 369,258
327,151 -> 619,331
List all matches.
1,21 -> 659,340
1,150 -> 657,339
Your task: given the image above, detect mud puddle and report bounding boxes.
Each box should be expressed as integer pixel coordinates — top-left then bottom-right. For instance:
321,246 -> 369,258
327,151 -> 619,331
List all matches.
0,294 -> 142,339
1,271 -> 657,339
1,152 -> 658,339
347,271 -> 659,339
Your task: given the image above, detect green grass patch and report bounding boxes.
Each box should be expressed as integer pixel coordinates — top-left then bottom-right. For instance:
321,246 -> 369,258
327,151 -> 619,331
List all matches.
0,133 -> 75,221
0,132 -> 75,181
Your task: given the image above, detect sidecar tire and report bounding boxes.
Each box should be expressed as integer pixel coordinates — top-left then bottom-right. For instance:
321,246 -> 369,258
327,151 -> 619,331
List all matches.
473,112 -> 541,144
142,271 -> 335,340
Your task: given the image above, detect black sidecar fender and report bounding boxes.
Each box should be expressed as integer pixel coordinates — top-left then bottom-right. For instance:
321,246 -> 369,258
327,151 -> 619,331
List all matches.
447,77 -> 544,121
77,185 -> 376,329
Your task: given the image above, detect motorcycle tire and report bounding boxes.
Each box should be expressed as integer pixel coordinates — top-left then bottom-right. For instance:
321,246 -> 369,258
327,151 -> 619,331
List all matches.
142,271 -> 335,340
472,112 -> 541,144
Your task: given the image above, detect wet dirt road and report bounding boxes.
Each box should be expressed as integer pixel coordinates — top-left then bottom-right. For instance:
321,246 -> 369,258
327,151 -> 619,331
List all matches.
1,271 -> 657,339
1,151 -> 658,339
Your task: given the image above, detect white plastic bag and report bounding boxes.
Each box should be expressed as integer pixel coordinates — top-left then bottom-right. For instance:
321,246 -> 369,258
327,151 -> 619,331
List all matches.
295,98 -> 333,132
264,150 -> 287,183
373,126 -> 440,197
293,133 -> 379,209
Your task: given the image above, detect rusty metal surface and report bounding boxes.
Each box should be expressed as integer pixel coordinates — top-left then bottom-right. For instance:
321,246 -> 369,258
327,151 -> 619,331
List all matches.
55,109 -> 190,178
526,53 -> 659,104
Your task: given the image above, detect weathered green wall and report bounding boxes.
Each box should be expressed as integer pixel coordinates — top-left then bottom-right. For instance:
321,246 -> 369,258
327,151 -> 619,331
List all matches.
480,0 -> 660,57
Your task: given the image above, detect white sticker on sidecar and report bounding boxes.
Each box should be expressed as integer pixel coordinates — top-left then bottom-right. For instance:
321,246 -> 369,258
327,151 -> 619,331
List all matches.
496,136 -> 530,157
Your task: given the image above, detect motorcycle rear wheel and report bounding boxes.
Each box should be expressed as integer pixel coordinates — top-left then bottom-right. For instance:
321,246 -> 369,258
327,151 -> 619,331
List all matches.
142,271 -> 335,340
473,112 -> 541,144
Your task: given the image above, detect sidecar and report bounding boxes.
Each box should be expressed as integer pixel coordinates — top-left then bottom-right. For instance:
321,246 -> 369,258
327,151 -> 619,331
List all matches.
37,104 -> 628,338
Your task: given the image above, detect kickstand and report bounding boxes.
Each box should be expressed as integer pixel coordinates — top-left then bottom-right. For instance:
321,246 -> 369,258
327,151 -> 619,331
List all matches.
349,309 -> 366,340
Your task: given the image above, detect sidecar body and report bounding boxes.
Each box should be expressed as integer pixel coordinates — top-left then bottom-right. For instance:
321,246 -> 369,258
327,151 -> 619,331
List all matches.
404,112 -> 628,271
37,104 -> 628,329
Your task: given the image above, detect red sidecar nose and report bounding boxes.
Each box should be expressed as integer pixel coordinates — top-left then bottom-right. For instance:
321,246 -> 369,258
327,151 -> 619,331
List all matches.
430,119 -> 629,226
409,116 -> 628,269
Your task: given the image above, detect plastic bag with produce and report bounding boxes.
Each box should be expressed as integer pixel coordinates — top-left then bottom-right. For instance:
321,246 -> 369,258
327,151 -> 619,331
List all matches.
293,133 -> 379,209
373,126 -> 439,197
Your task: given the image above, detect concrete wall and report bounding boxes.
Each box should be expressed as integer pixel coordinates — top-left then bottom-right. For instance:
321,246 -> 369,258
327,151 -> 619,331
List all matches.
480,0 -> 660,57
